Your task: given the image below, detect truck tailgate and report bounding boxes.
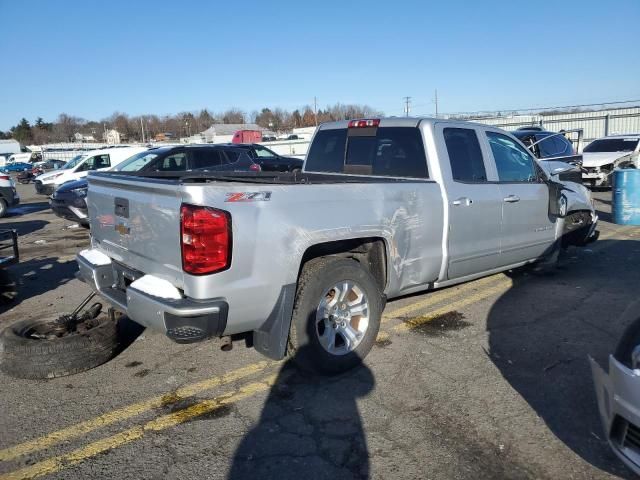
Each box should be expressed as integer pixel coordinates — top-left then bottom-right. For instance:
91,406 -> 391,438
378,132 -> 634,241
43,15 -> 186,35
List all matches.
87,175 -> 185,287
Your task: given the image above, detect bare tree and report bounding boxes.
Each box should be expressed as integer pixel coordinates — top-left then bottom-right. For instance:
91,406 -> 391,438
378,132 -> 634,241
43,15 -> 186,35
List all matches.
221,109 -> 245,124
52,113 -> 84,142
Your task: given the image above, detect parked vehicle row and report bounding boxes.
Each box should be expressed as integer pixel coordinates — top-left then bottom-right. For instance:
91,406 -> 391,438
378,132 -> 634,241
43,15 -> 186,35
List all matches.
35,147 -> 148,196
76,117 -> 598,374
47,144 -> 300,225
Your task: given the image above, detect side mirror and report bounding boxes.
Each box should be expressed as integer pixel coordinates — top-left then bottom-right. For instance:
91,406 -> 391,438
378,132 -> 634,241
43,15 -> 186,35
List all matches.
551,165 -> 574,176
547,181 -> 568,218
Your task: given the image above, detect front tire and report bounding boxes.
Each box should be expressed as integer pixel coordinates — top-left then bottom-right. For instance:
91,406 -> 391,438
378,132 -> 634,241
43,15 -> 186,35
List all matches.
288,257 -> 382,374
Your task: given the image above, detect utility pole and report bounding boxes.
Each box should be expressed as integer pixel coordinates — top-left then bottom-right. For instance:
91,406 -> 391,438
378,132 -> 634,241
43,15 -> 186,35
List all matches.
434,89 -> 439,118
140,118 -> 145,143
403,96 -> 411,117
313,96 -> 318,126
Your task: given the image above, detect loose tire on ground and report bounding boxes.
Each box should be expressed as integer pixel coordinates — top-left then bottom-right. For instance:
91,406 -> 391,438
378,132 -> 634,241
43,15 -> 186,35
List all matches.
288,257 -> 382,374
0,316 -> 120,379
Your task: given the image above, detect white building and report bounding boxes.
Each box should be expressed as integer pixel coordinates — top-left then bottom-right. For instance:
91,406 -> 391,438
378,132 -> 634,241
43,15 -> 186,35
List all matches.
74,132 -> 95,142
104,129 -> 121,145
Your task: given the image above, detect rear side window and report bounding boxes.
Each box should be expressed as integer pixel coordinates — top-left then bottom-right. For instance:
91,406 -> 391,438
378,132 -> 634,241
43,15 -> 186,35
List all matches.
443,128 -> 487,182
221,150 -> 240,163
305,127 -> 428,178
155,153 -> 187,171
189,149 -> 223,169
536,134 -> 573,158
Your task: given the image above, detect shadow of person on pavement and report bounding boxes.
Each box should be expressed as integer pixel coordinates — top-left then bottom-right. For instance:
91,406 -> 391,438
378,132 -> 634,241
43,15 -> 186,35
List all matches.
487,239 -> 640,478
228,342 -> 375,480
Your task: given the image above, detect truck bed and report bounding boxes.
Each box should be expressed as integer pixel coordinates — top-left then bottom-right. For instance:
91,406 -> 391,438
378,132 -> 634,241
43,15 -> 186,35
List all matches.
91,170 -> 429,185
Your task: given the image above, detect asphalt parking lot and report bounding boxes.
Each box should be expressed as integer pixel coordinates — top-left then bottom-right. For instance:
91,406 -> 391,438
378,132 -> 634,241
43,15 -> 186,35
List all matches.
0,181 -> 639,480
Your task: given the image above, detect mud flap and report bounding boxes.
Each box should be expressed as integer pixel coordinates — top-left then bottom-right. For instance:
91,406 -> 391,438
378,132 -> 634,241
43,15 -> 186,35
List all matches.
253,284 -> 296,360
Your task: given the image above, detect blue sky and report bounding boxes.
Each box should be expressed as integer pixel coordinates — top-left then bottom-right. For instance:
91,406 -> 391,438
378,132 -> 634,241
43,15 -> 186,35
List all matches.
1,0 -> 639,130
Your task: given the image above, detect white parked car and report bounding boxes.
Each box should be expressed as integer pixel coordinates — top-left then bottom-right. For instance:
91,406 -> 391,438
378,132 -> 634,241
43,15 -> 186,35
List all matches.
35,147 -> 149,195
581,134 -> 640,188
0,171 -> 19,217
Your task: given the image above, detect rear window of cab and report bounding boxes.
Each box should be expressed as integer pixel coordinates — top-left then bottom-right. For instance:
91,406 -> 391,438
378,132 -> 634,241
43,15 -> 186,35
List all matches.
305,127 -> 429,178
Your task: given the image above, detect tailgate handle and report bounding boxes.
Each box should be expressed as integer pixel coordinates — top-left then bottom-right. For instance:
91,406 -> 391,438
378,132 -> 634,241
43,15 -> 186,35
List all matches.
114,198 -> 129,218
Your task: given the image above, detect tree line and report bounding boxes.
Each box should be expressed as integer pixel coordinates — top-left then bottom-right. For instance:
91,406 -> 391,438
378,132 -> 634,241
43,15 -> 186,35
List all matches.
0,103 -> 381,145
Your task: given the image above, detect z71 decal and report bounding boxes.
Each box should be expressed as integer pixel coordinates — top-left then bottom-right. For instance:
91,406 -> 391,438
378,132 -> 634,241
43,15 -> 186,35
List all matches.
225,191 -> 272,202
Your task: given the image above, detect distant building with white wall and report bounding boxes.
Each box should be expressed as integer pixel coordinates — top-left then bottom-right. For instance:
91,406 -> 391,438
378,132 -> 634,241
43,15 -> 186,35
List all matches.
74,132 -> 95,142
104,129 -> 121,144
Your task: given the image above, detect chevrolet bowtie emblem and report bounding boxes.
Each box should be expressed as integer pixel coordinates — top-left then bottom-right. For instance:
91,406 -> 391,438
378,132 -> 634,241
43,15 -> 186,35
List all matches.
115,223 -> 130,235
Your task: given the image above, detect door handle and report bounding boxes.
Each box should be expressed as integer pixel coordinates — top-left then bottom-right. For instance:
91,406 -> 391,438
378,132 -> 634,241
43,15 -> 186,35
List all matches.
503,195 -> 520,203
452,197 -> 473,206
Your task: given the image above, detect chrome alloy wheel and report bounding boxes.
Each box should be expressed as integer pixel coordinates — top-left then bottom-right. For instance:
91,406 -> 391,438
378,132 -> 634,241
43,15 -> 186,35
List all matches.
315,280 -> 370,355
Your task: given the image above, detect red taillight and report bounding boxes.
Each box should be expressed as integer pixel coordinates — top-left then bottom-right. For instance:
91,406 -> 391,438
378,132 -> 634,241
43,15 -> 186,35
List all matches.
0,175 -> 9,180
348,119 -> 380,128
180,204 -> 231,275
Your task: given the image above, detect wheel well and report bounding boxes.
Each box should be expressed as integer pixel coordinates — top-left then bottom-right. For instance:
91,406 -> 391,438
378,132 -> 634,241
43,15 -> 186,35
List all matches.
299,238 -> 387,292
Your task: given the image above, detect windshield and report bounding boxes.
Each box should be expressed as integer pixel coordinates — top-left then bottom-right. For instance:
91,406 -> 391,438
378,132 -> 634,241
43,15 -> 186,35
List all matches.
584,138 -> 639,153
62,155 -> 86,169
116,151 -> 160,171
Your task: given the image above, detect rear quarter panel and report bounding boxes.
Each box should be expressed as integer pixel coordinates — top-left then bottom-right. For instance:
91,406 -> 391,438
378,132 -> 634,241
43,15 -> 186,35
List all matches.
181,181 -> 444,334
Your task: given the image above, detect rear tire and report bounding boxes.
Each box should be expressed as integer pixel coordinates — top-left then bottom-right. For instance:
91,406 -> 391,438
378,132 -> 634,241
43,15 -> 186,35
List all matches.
0,198 -> 7,218
288,257 -> 382,374
0,315 -> 120,379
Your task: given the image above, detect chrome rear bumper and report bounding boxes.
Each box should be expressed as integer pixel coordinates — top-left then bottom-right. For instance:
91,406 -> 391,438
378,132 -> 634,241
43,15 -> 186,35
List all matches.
76,251 -> 228,343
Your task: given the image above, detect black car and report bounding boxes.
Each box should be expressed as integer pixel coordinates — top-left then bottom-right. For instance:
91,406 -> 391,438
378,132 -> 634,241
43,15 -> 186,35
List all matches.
50,178 -> 90,227
49,144 -> 261,226
224,143 -> 303,172
512,127 -> 577,160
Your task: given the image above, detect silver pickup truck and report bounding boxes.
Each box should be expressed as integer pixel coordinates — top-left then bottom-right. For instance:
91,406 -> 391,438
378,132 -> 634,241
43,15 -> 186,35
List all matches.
77,118 -> 598,373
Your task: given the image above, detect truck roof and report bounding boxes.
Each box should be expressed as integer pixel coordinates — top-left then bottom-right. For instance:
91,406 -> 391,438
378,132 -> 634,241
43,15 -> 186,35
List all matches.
317,117 -> 488,130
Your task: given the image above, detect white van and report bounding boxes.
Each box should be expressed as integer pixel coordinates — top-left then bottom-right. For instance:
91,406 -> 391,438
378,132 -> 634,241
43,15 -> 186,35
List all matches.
35,146 -> 148,195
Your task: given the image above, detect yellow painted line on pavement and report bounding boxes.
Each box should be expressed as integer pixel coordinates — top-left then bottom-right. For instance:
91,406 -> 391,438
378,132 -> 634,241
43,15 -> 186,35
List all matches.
1,279 -> 513,480
383,274 -> 505,320
0,376 -> 277,480
0,361 -> 272,463
0,222 -> 632,467
392,280 -> 513,333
